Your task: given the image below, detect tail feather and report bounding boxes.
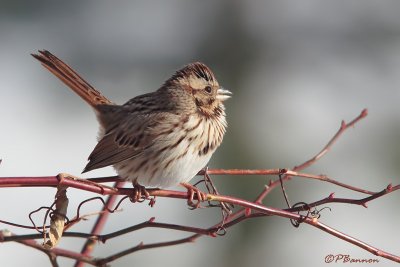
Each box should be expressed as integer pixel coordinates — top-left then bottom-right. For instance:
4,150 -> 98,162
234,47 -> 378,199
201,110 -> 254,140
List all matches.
32,50 -> 113,108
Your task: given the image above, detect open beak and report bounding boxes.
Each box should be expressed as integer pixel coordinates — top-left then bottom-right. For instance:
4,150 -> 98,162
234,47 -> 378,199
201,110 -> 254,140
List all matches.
217,88 -> 232,101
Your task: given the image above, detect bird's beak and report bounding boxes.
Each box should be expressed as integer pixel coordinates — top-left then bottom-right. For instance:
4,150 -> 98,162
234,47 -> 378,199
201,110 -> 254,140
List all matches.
217,88 -> 232,101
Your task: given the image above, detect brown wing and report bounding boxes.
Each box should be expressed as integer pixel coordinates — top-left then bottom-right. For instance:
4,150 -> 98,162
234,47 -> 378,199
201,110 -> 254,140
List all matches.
82,110 -> 172,173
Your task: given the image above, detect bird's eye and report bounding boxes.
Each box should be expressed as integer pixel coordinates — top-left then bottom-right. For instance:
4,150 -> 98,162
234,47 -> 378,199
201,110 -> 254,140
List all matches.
204,86 -> 212,94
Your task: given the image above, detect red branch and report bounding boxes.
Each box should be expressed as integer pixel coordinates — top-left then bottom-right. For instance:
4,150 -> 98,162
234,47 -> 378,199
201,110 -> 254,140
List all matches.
75,181 -> 125,267
1,182 -> 399,264
3,109 -> 399,265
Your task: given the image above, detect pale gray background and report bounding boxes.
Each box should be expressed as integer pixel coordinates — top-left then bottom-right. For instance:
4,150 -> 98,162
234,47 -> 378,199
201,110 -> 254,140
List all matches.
0,1 -> 399,266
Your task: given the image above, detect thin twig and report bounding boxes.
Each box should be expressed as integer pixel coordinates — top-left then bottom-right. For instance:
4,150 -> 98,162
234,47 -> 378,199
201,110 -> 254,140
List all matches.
93,185 -> 400,265
1,182 -> 398,264
0,170 -> 376,195
0,231 -> 96,266
286,184 -> 399,213
4,183 -> 398,244
294,109 -> 368,171
216,109 -> 371,238
4,109 -> 398,265
74,181 -> 125,267
243,109 -> 369,209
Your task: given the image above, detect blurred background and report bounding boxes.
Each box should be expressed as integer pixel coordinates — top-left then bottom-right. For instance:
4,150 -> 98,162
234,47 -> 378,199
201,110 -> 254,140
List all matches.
1,1 -> 400,266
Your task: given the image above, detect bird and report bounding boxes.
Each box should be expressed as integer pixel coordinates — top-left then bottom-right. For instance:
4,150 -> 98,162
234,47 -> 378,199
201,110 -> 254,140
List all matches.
32,50 -> 231,202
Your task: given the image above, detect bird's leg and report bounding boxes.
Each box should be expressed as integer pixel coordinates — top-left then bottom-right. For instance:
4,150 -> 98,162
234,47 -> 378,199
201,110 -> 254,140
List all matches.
130,181 -> 150,203
180,182 -> 208,209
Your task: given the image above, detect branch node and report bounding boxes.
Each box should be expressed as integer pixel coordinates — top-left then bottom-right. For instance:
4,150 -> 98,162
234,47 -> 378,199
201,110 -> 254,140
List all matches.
245,208 -> 252,217
148,197 -> 157,207
361,108 -> 368,118
386,183 -> 393,192
188,237 -> 197,243
0,229 -> 11,242
341,120 -> 346,129
279,168 -> 288,175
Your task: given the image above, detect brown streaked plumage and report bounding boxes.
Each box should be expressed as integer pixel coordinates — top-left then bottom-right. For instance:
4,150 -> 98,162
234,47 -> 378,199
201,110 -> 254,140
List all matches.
32,50 -> 231,188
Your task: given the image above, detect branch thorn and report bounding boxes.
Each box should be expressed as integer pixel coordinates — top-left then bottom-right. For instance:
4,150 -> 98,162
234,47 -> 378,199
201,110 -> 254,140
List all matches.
386,183 -> 393,191
361,108 -> 368,118
245,208 -> 251,217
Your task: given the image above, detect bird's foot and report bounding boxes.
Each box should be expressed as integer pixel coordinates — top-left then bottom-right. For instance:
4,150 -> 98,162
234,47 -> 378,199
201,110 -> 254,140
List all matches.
180,182 -> 208,209
130,182 -> 151,203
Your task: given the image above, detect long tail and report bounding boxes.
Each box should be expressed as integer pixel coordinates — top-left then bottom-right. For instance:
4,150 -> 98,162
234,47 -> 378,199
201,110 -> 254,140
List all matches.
32,50 -> 113,108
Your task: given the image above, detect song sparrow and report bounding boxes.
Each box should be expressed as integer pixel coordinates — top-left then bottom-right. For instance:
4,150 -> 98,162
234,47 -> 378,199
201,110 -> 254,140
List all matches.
32,50 -> 231,191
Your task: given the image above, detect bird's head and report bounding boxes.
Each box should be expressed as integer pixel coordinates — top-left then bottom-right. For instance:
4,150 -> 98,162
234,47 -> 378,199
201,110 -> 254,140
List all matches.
162,62 -> 231,117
